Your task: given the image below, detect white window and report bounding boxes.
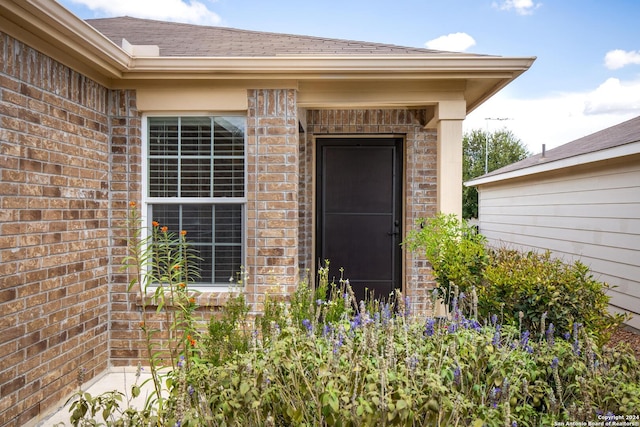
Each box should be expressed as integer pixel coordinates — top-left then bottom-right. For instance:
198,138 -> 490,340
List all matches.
145,116 -> 245,286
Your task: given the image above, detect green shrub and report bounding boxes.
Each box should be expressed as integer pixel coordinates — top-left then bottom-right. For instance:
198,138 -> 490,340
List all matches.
182,287 -> 640,426
67,274 -> 640,426
404,213 -> 487,303
481,248 -> 627,344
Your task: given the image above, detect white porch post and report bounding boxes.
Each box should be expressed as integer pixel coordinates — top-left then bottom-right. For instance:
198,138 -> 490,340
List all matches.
435,100 -> 466,217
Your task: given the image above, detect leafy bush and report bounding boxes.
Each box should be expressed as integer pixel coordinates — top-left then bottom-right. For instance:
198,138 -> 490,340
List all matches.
404,213 -> 487,302
481,248 -> 626,344
405,214 -> 626,343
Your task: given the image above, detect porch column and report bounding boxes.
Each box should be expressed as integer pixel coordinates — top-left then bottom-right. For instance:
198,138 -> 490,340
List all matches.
246,89 -> 299,311
435,100 -> 466,217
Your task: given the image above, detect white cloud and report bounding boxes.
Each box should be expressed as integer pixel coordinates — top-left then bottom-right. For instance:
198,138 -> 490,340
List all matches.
604,49 -> 640,70
425,32 -> 476,52
464,77 -> 640,153
67,0 -> 222,25
492,0 -> 542,15
584,78 -> 640,115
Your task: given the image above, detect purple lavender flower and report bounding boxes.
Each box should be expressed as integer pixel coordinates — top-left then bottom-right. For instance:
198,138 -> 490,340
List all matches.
425,318 -> 435,337
489,386 -> 500,408
381,303 -> 391,324
188,385 -> 194,396
492,330 -> 501,347
551,357 -> 559,369
302,319 -> 312,334
448,323 -> 457,334
453,365 -> 461,386
546,323 -> 555,346
333,332 -> 344,355
323,324 -> 332,337
316,299 -> 324,306
491,314 -> 498,326
520,330 -> 530,347
404,296 -> 411,317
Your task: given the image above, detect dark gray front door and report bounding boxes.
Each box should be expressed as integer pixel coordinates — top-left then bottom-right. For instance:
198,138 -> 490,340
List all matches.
316,138 -> 403,302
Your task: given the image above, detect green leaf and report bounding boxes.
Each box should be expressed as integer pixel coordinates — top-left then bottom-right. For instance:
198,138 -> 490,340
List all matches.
239,382 -> 250,396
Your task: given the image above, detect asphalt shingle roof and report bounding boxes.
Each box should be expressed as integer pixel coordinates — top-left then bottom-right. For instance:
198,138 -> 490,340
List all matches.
480,115 -> 640,179
87,16 -> 485,57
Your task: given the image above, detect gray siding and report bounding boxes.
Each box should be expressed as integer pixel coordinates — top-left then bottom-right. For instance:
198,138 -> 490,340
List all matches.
477,157 -> 640,329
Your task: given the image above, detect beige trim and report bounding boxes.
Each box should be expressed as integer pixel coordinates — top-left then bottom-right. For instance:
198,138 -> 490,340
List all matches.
436,101 -> 465,216
137,87 -> 249,111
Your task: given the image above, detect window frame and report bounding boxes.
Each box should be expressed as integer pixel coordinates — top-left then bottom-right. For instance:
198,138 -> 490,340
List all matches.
141,113 -> 247,290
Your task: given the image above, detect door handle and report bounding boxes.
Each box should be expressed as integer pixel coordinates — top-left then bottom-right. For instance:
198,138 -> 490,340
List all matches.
388,220 -> 400,236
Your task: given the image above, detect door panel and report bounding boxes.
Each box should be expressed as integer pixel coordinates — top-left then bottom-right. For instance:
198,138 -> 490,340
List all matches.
317,138 -> 402,302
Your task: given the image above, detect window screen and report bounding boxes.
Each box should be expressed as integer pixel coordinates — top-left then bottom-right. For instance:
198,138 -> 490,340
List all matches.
147,116 -> 245,285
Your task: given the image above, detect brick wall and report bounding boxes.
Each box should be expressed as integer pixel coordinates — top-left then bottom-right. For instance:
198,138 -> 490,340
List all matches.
245,89 -> 300,311
303,109 -> 437,313
105,89 -> 144,367
0,33 -> 111,426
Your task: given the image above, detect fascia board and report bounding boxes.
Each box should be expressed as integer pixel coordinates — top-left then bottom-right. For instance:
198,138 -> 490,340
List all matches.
127,56 -> 535,74
465,140 -> 640,187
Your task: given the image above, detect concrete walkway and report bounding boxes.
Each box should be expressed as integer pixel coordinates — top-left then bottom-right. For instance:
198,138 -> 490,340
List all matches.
37,368 -> 156,426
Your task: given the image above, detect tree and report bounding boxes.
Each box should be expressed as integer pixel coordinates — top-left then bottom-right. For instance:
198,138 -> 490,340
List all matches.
463,128 -> 530,219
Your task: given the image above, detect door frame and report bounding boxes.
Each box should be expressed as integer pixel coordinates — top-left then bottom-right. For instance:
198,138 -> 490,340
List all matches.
313,135 -> 405,294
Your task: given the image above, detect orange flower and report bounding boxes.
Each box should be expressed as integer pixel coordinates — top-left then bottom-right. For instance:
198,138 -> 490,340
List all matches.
189,297 -> 196,304
178,282 -> 186,289
173,264 -> 181,270
187,334 -> 192,341
129,201 -> 136,208
190,339 -> 196,347
161,226 -> 168,233
180,230 -> 187,236
152,221 -> 160,227
139,321 -> 144,328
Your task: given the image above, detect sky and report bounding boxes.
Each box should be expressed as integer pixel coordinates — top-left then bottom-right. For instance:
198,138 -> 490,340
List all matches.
56,0 -> 640,154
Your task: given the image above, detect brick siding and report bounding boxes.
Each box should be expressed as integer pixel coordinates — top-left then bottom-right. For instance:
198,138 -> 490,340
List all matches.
245,89 -> 300,311
0,32 -> 111,426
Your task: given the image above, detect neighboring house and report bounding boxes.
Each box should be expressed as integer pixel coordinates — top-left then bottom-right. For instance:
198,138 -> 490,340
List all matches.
0,1 -> 534,425
466,116 -> 640,330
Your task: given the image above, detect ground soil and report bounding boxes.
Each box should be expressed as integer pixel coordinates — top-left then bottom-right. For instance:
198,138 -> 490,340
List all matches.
608,326 -> 640,360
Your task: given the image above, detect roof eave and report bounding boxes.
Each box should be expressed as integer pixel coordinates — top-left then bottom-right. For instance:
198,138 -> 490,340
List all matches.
1,0 -> 534,110
465,140 -> 640,187
0,0 -> 129,84
125,55 -> 534,75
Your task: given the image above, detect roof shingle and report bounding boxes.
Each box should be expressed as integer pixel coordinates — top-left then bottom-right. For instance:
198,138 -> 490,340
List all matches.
480,115 -> 640,178
86,16 -> 486,58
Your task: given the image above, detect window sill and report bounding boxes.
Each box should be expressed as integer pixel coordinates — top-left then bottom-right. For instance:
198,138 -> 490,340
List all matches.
134,288 -> 243,309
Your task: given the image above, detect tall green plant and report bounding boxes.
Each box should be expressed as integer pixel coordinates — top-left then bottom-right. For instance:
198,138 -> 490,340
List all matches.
121,201 -> 202,421
404,213 -> 487,302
